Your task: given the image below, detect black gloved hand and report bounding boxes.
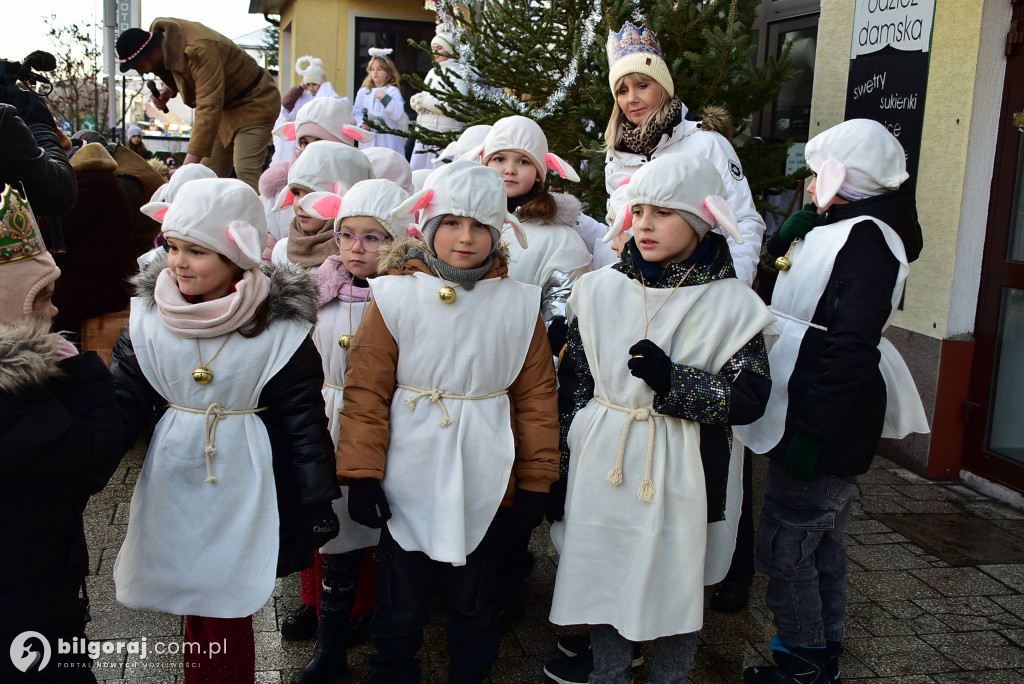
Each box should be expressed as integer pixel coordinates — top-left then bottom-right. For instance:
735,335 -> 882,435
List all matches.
627,339 -> 672,395
347,478 -> 391,529
302,501 -> 340,548
547,316 -> 568,356
508,489 -> 547,538
545,477 -> 567,523
5,85 -> 56,130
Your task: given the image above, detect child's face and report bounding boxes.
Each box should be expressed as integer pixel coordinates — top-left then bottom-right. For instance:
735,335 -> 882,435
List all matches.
432,214 -> 492,270
631,204 -> 699,267
807,175 -> 848,214
30,283 -> 57,322
297,135 -> 320,152
166,237 -> 239,301
486,150 -> 538,199
369,60 -> 389,87
336,215 -> 391,280
291,186 -> 330,235
305,82 -> 321,96
616,74 -> 666,125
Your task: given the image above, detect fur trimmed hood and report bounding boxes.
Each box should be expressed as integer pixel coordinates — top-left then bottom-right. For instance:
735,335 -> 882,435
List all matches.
377,238 -> 512,275
131,253 -> 318,326
0,321 -> 67,393
698,105 -> 734,140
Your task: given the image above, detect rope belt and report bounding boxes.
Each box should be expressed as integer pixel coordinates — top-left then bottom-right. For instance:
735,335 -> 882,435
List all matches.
324,381 -> 344,392
768,306 -> 827,332
396,384 -> 508,428
594,396 -> 668,503
167,403 -> 267,484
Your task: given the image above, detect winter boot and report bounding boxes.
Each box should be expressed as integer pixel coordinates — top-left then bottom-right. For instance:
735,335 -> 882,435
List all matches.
281,603 -> 318,641
292,615 -> 348,684
743,636 -> 829,684
824,640 -> 843,683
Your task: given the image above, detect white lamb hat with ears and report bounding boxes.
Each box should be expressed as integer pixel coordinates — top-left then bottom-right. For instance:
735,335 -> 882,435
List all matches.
434,124 -> 492,164
389,160 -> 527,249
141,178 -> 266,270
469,115 -> 580,182
273,140 -> 376,212
148,162 -> 218,204
362,147 -> 415,193
602,154 -> 743,245
273,97 -> 374,147
804,118 -> 909,209
296,179 -> 412,240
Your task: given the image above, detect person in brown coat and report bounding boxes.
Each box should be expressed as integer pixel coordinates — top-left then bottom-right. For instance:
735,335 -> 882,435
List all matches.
115,19 -> 280,191
337,161 -> 559,683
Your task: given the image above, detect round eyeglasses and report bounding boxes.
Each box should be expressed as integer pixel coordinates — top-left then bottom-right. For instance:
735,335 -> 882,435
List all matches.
333,231 -> 390,252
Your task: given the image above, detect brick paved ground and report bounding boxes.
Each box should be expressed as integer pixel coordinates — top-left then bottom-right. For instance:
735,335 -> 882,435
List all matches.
83,442 -> 1024,683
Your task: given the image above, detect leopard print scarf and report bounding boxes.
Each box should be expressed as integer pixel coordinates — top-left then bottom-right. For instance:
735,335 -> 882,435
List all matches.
619,98 -> 683,157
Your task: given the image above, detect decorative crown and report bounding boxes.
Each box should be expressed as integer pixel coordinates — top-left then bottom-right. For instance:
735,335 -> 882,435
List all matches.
0,184 -> 45,267
607,22 -> 665,65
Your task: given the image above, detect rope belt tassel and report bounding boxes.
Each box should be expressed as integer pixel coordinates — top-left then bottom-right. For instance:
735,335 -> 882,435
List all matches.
594,397 -> 664,503
397,384 -> 509,428
168,402 -> 267,483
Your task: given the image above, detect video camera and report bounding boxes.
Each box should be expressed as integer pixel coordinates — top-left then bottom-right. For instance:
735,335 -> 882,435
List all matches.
0,50 -> 57,95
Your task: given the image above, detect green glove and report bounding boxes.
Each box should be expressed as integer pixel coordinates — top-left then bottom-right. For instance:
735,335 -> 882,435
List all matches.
785,430 -> 824,483
778,203 -> 819,246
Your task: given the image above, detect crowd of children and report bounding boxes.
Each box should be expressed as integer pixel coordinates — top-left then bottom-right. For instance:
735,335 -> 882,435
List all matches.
0,17 -> 933,684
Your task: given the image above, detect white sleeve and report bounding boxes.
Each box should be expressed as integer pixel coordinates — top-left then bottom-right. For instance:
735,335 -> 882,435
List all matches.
702,132 -> 765,287
380,87 -> 406,124
353,90 -> 369,125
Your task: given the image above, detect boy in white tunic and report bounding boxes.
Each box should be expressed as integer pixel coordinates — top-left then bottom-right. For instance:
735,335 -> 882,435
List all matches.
337,161 -> 560,683
547,154 -> 774,684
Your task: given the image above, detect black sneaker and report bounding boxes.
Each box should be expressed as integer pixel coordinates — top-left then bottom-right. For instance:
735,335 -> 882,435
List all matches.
544,652 -> 594,684
743,639 -> 829,684
553,634 -> 643,667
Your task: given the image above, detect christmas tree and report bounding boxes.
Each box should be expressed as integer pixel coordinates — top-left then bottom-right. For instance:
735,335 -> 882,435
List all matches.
384,0 -> 800,218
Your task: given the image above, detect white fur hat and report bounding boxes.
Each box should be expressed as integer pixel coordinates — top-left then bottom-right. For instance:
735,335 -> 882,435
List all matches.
296,55 -> 326,85
362,147 -> 415,193
273,97 -> 374,147
471,115 -> 579,182
390,160 -> 527,248
149,163 -> 218,203
297,179 -> 412,240
603,154 -> 742,245
804,118 -> 909,208
142,178 -> 266,271
434,124 -> 492,164
274,140 -> 376,212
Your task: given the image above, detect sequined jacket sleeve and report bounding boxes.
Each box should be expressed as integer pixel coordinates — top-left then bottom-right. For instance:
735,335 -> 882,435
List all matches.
556,317 -> 595,476
652,332 -> 771,426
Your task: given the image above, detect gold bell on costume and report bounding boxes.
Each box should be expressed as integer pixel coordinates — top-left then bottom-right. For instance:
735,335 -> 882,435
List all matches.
775,256 -> 792,271
438,286 -> 456,304
192,367 -> 214,384
338,334 -> 352,349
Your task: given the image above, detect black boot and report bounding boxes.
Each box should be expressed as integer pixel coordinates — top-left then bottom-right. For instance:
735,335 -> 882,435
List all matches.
292,615 -> 348,684
824,640 -> 843,683
281,603 -> 318,641
743,637 -> 829,684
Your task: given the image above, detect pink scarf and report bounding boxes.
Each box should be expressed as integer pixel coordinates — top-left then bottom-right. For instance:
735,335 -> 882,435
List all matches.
154,268 -> 272,338
314,255 -> 372,309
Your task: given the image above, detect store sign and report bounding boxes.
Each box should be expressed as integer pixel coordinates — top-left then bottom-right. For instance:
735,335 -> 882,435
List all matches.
845,0 -> 936,186
113,0 -> 140,37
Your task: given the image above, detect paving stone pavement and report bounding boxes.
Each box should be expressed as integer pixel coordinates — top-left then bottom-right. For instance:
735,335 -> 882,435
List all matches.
82,441 -> 1024,683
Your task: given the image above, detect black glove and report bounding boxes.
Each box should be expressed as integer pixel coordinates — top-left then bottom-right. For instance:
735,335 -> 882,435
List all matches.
545,477 -> 567,523
5,85 -> 56,130
547,316 -> 568,356
347,478 -> 391,529
508,489 -> 547,538
627,339 -> 672,395
302,501 -> 340,549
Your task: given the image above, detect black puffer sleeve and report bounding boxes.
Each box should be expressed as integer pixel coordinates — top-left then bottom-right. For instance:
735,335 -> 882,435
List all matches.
0,101 -> 77,215
110,326 -> 167,455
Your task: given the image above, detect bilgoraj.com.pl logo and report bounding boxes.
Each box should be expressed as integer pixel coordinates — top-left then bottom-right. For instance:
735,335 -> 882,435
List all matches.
9,632 -> 156,673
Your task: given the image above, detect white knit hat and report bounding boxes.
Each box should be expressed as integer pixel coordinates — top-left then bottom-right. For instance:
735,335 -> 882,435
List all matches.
603,154 -> 742,245
804,118 -> 909,208
273,97 -> 374,147
607,22 -> 675,97
127,124 -> 143,139
273,140 -> 376,212
390,160 -> 527,248
362,147 -> 415,193
297,179 -> 412,240
296,55 -> 326,85
434,124 -> 492,164
431,32 -> 455,57
472,115 -> 580,182
142,178 -> 266,270
149,163 -> 218,203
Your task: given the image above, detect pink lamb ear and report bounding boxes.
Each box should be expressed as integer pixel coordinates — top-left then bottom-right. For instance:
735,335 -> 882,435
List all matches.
411,189 -> 434,213
814,158 -> 847,209
313,194 -> 342,217
281,189 -> 294,207
602,203 -> 632,243
407,225 -> 423,239
141,201 -> 171,223
504,212 -> 528,249
545,153 -> 580,182
617,177 -> 631,188
282,123 -> 297,141
154,207 -> 169,222
227,221 -> 263,266
342,126 -> 365,142
704,196 -> 743,245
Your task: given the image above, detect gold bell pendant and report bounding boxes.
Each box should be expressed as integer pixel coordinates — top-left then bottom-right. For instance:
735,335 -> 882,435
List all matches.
192,366 -> 214,384
775,256 -> 792,271
338,334 -> 352,349
438,286 -> 457,304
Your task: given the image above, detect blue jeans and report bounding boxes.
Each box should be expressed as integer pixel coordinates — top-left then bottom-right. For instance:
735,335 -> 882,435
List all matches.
756,459 -> 857,648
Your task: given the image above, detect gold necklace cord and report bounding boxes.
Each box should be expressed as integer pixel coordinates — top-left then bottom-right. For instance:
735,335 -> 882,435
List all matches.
640,263 -> 697,339
195,332 -> 235,370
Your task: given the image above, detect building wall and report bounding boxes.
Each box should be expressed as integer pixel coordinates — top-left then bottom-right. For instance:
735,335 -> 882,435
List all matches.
808,0 -> 1011,474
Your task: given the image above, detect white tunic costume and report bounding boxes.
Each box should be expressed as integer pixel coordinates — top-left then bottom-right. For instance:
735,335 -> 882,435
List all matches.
549,267 -> 775,641
369,272 -> 540,564
313,295 -> 381,554
114,299 -> 311,618
738,215 -> 928,453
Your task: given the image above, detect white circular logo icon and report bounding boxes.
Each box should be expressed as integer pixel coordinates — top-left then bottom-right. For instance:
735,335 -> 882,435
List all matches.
10,631 -> 51,673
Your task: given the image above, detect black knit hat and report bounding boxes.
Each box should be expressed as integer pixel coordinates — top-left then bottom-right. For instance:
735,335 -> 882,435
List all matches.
116,29 -> 162,73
